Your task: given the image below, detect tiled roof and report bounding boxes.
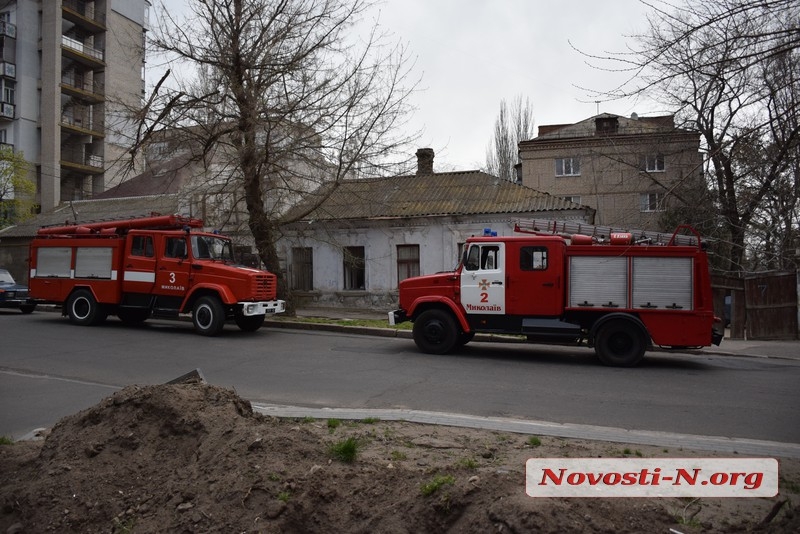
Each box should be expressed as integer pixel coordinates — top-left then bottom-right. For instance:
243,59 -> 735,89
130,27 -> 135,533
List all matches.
0,195 -> 182,238
281,170 -> 586,222
94,157 -> 189,199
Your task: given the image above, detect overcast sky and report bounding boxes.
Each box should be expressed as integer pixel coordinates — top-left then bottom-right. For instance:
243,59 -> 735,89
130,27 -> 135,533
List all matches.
153,0 -> 656,171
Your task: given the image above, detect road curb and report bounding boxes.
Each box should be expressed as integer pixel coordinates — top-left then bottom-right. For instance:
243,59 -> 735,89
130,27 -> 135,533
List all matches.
266,319 -> 793,360
252,403 -> 800,459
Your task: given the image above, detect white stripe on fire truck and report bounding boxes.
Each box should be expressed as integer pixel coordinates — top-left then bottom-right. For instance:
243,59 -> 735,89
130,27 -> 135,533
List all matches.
123,271 -> 156,283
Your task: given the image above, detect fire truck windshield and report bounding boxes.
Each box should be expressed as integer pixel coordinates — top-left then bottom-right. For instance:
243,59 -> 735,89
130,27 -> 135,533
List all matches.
191,235 -> 234,262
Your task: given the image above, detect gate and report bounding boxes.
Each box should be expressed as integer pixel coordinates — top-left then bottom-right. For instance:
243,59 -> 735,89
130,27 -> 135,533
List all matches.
744,271 -> 798,340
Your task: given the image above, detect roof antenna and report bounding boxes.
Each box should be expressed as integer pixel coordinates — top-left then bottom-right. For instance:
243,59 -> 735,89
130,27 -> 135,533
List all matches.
69,200 -> 79,222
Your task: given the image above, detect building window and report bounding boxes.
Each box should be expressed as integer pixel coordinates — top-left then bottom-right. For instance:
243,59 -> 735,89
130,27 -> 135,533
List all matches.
291,247 -> 313,291
642,154 -> 665,172
555,157 -> 580,176
520,246 -> 548,271
397,244 -> 420,283
343,246 -> 365,290
562,195 -> 581,204
640,192 -> 665,212
1,79 -> 14,104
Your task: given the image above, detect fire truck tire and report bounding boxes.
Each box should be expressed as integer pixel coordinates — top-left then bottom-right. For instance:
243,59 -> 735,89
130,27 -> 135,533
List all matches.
20,304 -> 37,314
457,331 -> 475,347
192,296 -> 226,336
67,289 -> 102,326
413,309 -> 459,354
234,313 -> 265,332
594,319 -> 647,367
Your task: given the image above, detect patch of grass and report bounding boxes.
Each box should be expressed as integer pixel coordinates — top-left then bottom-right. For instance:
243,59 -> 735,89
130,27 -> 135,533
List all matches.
781,476 -> 800,494
361,417 -> 380,424
421,474 -> 455,497
268,473 -> 281,482
622,448 -> 632,456
327,418 -> 341,432
329,436 -> 359,463
300,416 -> 315,424
458,457 -> 479,469
112,517 -> 136,534
527,436 -> 542,447
0,436 -> 13,445
277,491 -> 291,503
272,315 -> 413,330
390,450 -> 407,461
673,498 -> 702,527
634,450 -> 643,457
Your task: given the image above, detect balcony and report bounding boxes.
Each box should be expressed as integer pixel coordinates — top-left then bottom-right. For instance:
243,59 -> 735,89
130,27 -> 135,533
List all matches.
61,113 -> 105,138
62,0 -> 106,33
61,35 -> 105,67
0,62 -> 15,79
0,102 -> 14,120
61,152 -> 104,174
0,21 -> 16,39
61,73 -> 104,103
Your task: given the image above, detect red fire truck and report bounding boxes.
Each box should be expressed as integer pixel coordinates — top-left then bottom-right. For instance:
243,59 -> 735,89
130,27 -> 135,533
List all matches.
389,219 -> 723,366
28,214 -> 285,336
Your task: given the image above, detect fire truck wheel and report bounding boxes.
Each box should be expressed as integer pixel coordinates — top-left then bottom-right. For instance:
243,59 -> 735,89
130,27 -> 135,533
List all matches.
413,309 -> 459,354
457,331 -> 475,347
594,319 -> 647,367
234,313 -> 265,332
67,289 -> 101,326
192,296 -> 226,336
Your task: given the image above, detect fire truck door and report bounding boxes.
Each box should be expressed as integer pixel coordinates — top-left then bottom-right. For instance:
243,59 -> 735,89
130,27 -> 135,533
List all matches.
154,236 -> 192,297
505,243 -> 563,316
460,242 -> 506,314
122,233 -> 156,294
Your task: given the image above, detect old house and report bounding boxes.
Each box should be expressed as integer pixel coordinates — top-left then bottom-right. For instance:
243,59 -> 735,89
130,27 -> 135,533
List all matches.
518,113 -> 703,230
277,149 -> 593,310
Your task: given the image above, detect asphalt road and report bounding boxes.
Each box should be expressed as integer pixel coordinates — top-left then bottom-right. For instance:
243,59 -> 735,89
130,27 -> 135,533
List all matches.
2,311 -> 799,445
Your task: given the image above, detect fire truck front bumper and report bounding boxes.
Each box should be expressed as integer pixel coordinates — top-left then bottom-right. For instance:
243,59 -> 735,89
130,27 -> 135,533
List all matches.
239,300 -> 286,316
388,309 -> 408,326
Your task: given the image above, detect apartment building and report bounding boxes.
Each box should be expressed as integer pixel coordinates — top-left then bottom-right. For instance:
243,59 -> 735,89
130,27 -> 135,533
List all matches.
518,113 -> 703,231
1,0 -> 149,213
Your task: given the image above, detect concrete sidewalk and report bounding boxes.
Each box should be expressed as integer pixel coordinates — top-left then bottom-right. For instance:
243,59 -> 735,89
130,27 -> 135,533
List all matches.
288,307 -> 800,362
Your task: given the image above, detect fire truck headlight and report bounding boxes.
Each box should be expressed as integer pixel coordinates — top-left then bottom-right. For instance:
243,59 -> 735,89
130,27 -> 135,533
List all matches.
246,304 -> 257,314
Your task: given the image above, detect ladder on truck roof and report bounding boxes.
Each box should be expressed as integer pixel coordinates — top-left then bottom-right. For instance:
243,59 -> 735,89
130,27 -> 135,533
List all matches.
37,214 -> 204,235
514,218 -> 704,247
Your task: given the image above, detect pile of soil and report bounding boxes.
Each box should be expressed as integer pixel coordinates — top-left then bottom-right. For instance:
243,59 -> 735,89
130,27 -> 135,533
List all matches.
1,381 -> 797,533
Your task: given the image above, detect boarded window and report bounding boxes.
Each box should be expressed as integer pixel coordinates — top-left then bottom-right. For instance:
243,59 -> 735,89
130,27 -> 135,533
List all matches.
343,246 -> 365,290
291,247 -> 313,291
397,245 -> 420,283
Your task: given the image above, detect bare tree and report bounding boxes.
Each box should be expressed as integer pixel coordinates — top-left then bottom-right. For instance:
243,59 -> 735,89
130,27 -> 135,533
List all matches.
485,96 -> 534,182
131,0 -> 418,303
583,0 -> 800,273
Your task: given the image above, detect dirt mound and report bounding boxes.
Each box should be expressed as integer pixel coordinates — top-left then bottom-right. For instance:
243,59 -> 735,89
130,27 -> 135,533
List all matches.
1,382 -> 797,533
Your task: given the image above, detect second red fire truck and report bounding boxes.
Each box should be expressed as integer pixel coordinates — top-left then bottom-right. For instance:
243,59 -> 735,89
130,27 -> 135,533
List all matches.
390,219 -> 723,366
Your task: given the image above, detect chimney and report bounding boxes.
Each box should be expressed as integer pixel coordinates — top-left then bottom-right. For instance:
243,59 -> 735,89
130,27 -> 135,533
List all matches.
416,148 -> 434,175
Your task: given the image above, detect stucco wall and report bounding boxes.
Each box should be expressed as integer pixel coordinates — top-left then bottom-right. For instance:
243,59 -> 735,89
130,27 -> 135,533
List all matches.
278,213 -> 589,310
